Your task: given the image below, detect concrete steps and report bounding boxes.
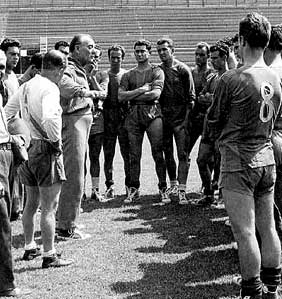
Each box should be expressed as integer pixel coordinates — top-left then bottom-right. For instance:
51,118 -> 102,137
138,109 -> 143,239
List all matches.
2,5 -> 281,70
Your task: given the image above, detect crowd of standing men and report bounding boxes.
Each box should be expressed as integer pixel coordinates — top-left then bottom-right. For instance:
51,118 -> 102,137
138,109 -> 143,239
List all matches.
0,11 -> 282,298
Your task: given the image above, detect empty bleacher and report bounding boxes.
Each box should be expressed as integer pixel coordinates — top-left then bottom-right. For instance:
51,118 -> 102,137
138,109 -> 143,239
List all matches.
0,1 -> 281,70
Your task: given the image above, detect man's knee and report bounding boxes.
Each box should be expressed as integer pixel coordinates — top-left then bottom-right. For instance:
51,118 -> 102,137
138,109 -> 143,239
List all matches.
231,223 -> 255,244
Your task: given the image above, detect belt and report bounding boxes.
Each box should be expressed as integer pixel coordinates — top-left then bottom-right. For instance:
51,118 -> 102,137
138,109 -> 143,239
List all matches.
0,142 -> 12,150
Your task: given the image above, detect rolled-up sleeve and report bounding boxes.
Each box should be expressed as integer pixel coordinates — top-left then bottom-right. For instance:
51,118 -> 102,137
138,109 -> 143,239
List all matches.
59,73 -> 86,100
41,88 -> 62,142
4,87 -> 21,120
151,66 -> 164,91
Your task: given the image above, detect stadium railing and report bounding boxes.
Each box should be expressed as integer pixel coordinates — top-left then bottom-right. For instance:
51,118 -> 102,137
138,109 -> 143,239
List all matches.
0,0 -> 280,9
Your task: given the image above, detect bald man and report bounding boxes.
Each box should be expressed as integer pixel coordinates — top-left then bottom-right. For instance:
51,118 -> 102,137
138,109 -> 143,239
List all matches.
57,34 -> 106,240
5,50 -> 74,268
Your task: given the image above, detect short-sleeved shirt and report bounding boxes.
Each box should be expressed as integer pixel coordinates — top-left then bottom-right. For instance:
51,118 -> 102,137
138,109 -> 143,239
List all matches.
207,65 -> 282,172
4,71 -> 19,102
104,68 -> 129,125
120,63 -> 164,105
89,70 -> 109,135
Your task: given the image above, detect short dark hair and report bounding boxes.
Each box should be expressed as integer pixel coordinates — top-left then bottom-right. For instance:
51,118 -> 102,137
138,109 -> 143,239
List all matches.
42,50 -> 65,70
134,39 -> 152,53
195,42 -> 210,56
210,41 -> 230,58
30,52 -> 43,69
239,12 -> 271,49
268,24 -> 282,52
108,44 -> 125,59
54,40 -> 69,50
232,33 -> 239,44
221,36 -> 234,48
0,38 -> 21,52
156,38 -> 174,49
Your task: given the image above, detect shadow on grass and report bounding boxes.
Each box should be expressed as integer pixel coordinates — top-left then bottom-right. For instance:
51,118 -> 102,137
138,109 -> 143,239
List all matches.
81,194 -> 127,212
110,194 -> 240,298
12,230 -> 43,249
113,250 -> 239,298
81,191 -> 202,213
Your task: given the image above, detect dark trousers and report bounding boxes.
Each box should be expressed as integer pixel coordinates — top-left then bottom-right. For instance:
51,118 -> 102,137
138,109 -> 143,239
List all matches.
197,140 -> 220,195
163,122 -> 189,185
88,133 -> 103,178
103,121 -> 130,189
126,107 -> 166,190
187,117 -> 204,155
0,148 -> 15,292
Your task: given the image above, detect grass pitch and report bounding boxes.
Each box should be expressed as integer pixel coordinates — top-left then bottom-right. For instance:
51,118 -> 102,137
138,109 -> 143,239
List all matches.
10,138 -> 241,299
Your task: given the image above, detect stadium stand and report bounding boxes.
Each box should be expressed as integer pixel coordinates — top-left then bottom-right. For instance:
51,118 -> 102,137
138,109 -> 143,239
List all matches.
0,0 -> 281,70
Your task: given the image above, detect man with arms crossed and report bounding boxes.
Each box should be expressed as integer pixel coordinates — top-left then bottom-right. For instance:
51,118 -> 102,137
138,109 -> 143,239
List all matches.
118,39 -> 167,203
156,37 -> 195,204
5,50 -> 74,268
207,13 -> 281,299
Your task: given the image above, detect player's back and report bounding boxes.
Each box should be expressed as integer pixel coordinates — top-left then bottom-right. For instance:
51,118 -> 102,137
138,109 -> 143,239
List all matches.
218,65 -> 282,170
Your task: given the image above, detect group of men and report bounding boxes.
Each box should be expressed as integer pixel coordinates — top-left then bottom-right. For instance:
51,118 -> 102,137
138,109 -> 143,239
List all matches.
0,10 -> 282,298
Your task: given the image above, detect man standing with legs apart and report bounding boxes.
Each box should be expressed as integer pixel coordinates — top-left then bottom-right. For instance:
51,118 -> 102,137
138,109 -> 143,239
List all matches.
264,24 -> 282,241
5,50 -> 74,269
207,13 -> 282,299
156,37 -> 195,204
103,44 -> 130,199
118,39 -> 167,203
57,34 -> 105,239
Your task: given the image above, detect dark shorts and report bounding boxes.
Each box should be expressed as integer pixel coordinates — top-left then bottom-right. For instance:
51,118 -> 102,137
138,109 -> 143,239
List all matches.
162,104 -> 187,128
219,165 -> 276,197
125,103 -> 162,129
90,110 -> 104,135
104,108 -> 126,136
19,139 -> 66,187
272,130 -> 282,166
